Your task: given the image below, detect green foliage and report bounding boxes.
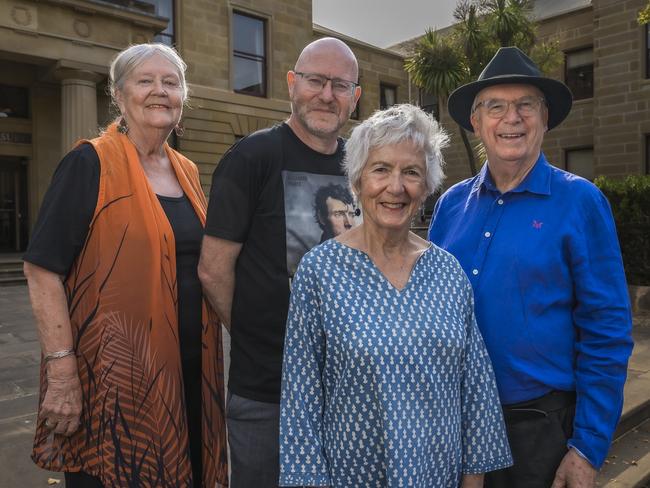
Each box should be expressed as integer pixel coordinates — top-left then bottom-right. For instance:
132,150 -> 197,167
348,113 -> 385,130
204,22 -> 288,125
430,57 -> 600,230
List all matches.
405,0 -> 556,96
595,175 -> 650,285
638,1 -> 650,25
452,1 -> 492,76
529,40 -> 564,75
404,30 -> 469,97
484,0 -> 535,49
404,0 -> 563,176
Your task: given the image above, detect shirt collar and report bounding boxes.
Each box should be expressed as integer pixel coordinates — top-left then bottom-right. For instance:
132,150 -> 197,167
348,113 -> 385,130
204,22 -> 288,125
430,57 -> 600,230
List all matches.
475,152 -> 552,196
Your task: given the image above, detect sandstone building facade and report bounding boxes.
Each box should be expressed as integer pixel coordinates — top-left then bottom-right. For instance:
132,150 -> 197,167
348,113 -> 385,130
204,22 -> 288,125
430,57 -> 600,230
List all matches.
393,0 -> 650,188
2,0 -> 647,254
0,0 -> 408,253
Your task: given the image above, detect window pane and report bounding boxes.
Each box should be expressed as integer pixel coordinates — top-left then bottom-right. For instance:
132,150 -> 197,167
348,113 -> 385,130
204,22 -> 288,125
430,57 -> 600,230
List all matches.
234,14 -> 264,56
566,48 -> 593,100
233,12 -> 266,97
0,85 -> 29,118
233,57 -> 264,95
567,49 -> 592,68
566,148 -> 594,180
420,90 -> 439,119
154,33 -> 173,46
155,0 -> 174,36
380,84 -> 396,109
139,0 -> 174,39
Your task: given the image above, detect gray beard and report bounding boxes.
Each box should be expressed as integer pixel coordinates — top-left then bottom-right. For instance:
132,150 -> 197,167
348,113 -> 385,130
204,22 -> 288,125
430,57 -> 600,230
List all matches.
291,101 -> 346,138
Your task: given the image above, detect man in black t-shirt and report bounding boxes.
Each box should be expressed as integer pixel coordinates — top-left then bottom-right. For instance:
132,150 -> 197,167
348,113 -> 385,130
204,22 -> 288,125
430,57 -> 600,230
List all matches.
199,37 -> 361,488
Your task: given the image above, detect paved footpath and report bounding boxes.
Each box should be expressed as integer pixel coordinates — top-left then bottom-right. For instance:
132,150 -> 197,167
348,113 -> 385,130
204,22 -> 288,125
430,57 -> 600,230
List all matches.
0,284 -> 647,487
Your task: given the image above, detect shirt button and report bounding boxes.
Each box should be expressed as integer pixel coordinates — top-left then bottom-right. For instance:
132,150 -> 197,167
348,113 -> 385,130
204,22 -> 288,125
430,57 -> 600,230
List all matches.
472,269 -> 479,275
484,231 -> 491,238
497,199 -> 504,205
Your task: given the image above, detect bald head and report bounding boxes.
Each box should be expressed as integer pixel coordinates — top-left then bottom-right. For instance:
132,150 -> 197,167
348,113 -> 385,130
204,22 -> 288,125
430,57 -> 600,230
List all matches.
295,37 -> 359,81
286,37 -> 361,153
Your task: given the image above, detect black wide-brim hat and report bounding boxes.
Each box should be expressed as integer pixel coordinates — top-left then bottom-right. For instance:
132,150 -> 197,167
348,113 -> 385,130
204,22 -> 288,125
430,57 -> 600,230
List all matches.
448,46 -> 573,132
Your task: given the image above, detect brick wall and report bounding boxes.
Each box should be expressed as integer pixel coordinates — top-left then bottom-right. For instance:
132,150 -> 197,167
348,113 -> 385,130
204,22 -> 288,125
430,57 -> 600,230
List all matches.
593,0 -> 649,176
178,1 -> 410,194
180,0 -> 313,100
399,1 -> 650,190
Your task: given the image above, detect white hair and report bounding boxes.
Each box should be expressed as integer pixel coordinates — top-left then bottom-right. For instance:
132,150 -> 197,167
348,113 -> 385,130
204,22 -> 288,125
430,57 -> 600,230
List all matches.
109,43 -> 188,105
344,104 -> 448,195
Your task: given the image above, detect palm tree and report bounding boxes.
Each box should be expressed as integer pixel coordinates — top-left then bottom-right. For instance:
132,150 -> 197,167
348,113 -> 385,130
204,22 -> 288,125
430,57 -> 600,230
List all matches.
454,0 -> 491,77
405,0 -> 560,177
405,29 -> 479,175
485,0 -> 535,49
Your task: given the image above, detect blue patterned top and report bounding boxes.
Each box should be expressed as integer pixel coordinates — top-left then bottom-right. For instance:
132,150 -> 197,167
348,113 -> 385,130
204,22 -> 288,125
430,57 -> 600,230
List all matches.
279,239 -> 512,487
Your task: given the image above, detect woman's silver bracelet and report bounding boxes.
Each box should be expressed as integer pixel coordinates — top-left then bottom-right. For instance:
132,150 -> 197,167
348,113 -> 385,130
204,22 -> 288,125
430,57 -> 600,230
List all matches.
43,349 -> 75,363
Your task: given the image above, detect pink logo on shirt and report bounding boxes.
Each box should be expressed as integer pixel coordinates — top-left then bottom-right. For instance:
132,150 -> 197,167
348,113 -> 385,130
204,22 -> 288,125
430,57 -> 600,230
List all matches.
532,220 -> 543,229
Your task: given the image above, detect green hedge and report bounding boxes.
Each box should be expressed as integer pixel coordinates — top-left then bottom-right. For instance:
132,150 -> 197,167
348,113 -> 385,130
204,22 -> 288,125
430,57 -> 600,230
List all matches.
595,175 -> 650,286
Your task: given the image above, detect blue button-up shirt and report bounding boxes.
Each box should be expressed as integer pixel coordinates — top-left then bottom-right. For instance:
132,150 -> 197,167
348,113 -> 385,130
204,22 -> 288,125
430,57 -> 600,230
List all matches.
429,153 -> 633,468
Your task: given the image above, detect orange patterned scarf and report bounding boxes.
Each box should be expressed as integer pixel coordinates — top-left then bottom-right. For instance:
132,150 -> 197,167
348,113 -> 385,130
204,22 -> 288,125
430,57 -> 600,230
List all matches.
32,123 -> 228,487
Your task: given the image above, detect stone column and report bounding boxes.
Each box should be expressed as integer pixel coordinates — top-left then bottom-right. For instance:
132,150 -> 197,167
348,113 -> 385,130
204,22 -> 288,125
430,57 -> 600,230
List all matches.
54,68 -> 104,154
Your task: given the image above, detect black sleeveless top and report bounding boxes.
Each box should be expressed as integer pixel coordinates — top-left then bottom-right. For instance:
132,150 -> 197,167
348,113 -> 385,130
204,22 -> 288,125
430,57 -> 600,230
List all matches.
158,194 -> 203,361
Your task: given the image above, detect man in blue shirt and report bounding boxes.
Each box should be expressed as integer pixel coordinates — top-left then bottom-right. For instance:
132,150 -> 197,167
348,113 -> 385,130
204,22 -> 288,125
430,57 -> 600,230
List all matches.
429,47 -> 633,488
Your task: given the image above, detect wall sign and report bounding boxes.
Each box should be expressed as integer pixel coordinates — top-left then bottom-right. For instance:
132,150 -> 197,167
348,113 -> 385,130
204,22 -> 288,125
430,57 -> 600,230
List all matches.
0,132 -> 32,144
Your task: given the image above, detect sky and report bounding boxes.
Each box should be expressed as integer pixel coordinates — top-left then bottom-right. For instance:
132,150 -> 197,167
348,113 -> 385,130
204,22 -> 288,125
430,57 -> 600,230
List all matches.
312,0 -> 459,48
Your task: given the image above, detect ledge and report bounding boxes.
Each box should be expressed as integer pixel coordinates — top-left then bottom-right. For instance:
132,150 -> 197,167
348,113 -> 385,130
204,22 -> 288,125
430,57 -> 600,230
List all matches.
39,0 -> 168,30
188,84 -> 291,113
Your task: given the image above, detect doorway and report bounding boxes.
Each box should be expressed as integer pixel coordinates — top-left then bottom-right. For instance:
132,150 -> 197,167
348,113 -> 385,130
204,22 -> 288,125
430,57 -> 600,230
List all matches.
0,157 -> 28,252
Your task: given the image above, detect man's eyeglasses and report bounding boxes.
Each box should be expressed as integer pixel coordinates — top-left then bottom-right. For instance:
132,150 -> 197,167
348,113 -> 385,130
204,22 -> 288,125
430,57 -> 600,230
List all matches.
294,72 -> 359,98
472,96 -> 546,119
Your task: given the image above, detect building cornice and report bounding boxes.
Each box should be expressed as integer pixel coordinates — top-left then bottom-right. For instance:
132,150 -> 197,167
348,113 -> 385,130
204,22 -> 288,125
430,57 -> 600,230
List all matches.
37,0 -> 168,29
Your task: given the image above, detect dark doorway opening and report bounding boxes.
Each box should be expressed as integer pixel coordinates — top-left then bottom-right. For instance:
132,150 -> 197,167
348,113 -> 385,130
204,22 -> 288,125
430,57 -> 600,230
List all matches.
0,157 -> 28,252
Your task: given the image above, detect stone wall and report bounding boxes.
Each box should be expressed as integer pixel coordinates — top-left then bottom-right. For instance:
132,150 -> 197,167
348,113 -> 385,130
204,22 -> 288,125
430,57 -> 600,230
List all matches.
593,0 -> 650,176
396,1 -> 650,190
178,4 -> 410,194
179,86 -> 290,193
180,0 -> 313,101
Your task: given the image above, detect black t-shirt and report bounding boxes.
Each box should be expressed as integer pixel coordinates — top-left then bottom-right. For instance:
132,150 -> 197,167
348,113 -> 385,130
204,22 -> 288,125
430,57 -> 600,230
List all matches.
24,144 -> 99,275
23,144 -> 203,363
205,122 -> 350,403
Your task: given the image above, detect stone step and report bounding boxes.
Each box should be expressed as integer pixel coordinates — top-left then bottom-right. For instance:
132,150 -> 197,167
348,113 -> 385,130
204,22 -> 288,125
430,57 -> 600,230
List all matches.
0,276 -> 26,287
0,259 -> 26,286
599,419 -> 650,487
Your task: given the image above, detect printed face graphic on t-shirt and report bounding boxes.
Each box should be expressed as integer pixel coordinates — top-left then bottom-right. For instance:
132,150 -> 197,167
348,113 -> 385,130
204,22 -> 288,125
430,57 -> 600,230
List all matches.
283,171 -> 359,277
323,197 -> 355,238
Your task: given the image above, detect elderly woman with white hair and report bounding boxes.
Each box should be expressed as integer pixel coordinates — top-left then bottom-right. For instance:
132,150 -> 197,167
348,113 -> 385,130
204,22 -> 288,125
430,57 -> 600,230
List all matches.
279,104 -> 512,487
23,44 -> 227,487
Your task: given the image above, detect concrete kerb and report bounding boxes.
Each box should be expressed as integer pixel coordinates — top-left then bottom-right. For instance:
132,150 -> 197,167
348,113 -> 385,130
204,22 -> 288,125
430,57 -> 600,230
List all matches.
603,449 -> 650,488
629,285 -> 650,315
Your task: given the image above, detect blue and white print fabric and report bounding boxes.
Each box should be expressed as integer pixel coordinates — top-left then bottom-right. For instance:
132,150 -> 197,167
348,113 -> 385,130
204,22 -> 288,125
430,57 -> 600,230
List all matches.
279,239 -> 512,487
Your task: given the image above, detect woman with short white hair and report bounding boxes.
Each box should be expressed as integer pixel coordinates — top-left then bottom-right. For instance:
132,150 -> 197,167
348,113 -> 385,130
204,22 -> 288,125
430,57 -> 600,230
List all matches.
23,43 -> 227,487
279,104 -> 512,487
